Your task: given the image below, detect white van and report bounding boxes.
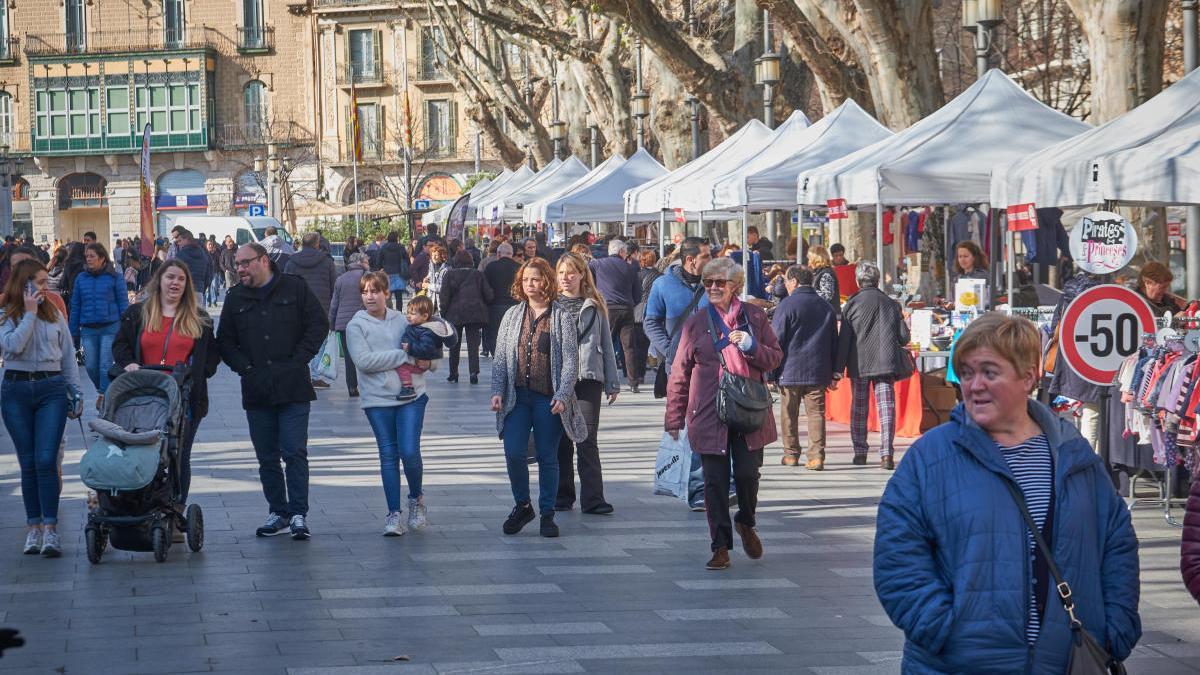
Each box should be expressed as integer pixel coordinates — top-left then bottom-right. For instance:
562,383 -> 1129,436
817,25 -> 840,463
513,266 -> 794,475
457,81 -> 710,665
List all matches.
171,215 -> 294,247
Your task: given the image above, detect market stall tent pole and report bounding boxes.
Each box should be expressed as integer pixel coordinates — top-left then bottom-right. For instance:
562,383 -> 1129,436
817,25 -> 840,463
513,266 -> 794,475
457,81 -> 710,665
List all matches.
875,203 -> 884,279
659,209 -> 667,257
1186,0 -> 1199,297
742,206 -> 751,300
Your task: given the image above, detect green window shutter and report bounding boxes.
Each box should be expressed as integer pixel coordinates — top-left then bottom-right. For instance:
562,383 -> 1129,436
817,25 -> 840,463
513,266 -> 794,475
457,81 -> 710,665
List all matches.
373,30 -> 383,81
448,100 -> 457,154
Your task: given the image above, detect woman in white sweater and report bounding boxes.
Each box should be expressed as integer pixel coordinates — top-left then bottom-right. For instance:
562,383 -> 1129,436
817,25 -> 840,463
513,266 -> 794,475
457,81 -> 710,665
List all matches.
345,271 -> 434,537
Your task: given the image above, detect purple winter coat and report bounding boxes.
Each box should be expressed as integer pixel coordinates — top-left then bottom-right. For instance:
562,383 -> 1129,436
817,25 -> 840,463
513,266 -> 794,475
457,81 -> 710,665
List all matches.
665,301 -> 782,455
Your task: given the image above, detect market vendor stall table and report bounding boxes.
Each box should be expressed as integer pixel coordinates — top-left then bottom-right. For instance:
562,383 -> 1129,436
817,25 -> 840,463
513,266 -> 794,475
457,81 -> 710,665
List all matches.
826,370 -> 925,438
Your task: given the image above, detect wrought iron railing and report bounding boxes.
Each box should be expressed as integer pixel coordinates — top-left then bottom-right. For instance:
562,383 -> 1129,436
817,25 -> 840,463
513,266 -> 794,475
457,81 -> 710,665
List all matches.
212,121 -> 314,150
237,25 -> 274,52
337,63 -> 388,87
25,27 -> 220,57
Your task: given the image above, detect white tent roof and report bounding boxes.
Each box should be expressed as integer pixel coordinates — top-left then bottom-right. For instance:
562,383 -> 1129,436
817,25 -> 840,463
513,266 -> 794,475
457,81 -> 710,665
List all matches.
424,177 -> 493,227
1098,136 -> 1200,206
495,157 -> 590,222
545,148 -> 668,223
524,154 -> 627,224
799,69 -> 1090,207
624,120 -> 773,218
992,68 -> 1200,208
719,100 -> 893,210
477,163 -> 545,223
671,111 -> 810,213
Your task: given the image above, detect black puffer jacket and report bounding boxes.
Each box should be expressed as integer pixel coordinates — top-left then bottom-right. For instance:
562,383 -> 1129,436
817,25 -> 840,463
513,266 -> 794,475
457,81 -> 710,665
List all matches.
284,248 -> 338,315
216,268 -> 329,409
440,266 -> 494,326
834,286 -> 911,380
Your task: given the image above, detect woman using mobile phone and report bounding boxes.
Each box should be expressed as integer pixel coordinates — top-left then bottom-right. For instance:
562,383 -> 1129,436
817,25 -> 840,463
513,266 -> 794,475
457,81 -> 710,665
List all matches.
0,259 -> 83,557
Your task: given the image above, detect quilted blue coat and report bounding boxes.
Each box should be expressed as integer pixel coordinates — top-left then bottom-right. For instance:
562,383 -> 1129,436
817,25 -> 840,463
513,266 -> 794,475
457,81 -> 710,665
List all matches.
68,267 -> 128,337
874,401 -> 1140,674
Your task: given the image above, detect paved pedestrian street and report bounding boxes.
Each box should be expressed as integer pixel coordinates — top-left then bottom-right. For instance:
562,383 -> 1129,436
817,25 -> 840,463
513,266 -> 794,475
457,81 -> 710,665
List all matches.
0,360 -> 1197,674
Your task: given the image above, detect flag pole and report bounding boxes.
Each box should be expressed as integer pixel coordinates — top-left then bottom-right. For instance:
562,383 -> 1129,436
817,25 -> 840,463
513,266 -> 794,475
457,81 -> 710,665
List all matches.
351,81 -> 362,238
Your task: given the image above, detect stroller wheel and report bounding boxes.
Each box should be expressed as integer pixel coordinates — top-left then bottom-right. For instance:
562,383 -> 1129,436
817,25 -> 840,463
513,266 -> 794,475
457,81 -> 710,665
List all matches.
85,527 -> 105,564
151,526 -> 168,563
185,504 -> 204,553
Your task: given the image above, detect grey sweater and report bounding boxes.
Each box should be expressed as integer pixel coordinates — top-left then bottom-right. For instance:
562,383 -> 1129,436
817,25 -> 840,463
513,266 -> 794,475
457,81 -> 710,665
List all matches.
0,311 -> 82,394
490,300 -> 587,442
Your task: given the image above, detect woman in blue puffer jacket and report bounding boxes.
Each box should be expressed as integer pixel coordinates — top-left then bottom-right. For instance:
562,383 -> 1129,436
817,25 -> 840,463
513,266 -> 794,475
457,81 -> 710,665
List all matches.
874,312 -> 1140,674
69,242 -> 127,403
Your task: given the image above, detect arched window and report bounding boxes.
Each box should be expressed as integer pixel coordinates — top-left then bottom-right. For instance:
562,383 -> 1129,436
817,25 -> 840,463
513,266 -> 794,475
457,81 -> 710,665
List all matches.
243,80 -> 267,136
58,173 -> 108,210
0,92 -> 13,147
342,179 -> 385,205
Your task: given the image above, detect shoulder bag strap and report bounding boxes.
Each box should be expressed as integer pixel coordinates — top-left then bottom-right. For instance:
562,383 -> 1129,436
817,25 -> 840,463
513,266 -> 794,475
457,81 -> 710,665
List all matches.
578,306 -> 597,341
668,285 -> 705,344
705,304 -> 730,373
1001,480 -> 1082,628
159,317 -> 176,366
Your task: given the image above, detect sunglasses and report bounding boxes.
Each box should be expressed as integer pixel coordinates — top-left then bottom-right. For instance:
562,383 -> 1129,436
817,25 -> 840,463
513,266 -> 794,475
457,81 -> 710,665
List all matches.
702,278 -> 732,289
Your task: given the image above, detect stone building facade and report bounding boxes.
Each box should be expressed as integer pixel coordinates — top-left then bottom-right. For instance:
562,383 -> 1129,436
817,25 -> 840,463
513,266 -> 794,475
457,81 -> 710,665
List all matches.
3,0 -> 492,246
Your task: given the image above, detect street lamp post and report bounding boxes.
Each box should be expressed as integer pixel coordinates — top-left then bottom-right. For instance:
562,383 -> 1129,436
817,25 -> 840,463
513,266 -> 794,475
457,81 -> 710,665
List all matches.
755,10 -> 782,248
688,95 -> 701,161
632,37 -> 649,149
523,51 -> 535,168
550,67 -> 565,159
586,113 -> 599,169
0,146 -> 22,238
963,0 -> 1003,79
254,142 -> 289,224
1186,0 -> 1200,298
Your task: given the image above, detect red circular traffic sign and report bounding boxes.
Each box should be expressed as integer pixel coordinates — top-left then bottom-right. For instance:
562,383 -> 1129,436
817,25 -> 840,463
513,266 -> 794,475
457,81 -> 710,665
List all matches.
1059,284 -> 1155,385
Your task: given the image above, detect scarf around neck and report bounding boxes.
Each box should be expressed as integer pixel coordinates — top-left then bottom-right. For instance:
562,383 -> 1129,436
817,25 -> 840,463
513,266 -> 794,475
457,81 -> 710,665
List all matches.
709,298 -> 752,378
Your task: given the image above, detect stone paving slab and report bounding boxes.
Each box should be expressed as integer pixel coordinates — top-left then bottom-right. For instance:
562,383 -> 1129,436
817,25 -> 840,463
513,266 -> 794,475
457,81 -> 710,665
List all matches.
0,357 -> 1196,673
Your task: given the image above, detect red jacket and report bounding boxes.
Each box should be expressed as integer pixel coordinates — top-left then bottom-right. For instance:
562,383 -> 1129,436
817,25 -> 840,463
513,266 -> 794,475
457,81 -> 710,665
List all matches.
1183,477 -> 1200,604
665,301 -> 782,454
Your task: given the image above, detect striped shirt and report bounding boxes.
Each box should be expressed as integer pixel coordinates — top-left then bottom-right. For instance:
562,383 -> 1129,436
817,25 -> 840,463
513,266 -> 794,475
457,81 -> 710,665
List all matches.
997,434 -> 1053,645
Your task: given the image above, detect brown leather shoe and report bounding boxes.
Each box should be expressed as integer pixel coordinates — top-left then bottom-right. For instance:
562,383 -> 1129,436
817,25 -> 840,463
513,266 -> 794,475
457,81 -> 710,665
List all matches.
805,459 -> 824,471
781,455 -> 799,466
881,455 -> 895,470
706,547 -> 731,570
735,522 -> 763,559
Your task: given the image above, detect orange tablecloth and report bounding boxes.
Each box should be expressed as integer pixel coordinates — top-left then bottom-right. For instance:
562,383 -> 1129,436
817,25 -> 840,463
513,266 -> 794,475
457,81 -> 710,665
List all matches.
825,370 -> 924,438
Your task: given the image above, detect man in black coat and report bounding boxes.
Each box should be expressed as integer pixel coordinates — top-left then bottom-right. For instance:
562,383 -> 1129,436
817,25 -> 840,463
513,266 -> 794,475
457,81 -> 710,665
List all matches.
482,242 -> 520,356
171,227 -> 213,305
770,266 -> 837,470
218,243 -> 329,540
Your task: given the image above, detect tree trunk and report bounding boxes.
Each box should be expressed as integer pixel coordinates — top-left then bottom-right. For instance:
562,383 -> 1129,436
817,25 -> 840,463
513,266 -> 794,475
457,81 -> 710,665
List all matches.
1064,0 -> 1168,124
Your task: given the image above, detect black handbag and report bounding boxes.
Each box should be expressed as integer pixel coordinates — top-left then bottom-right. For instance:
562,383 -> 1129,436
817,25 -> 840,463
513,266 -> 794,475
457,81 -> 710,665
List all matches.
653,286 -> 705,399
1002,481 -> 1126,675
706,306 -> 772,434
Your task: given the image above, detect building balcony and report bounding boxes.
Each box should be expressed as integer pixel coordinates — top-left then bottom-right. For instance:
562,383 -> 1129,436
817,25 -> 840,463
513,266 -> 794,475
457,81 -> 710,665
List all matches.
30,129 -> 209,156
337,64 -> 389,88
24,27 -> 219,59
313,0 -> 401,10
411,59 -> 450,84
237,26 -> 274,55
0,37 -> 20,65
213,121 -> 314,150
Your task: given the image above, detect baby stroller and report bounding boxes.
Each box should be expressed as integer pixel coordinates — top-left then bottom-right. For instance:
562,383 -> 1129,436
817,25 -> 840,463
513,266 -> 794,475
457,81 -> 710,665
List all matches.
79,366 -> 204,563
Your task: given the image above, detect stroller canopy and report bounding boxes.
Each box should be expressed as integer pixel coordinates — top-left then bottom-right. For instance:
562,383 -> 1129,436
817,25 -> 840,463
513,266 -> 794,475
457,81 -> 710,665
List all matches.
100,369 -> 182,435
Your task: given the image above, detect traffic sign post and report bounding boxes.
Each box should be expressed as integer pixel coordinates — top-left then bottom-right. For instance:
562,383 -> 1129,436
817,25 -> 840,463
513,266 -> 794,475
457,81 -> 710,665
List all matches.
1058,284 -> 1155,469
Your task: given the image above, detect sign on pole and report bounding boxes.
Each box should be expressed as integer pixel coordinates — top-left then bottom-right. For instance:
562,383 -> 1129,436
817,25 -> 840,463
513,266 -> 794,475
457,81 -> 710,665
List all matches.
1068,211 -> 1137,274
247,204 -> 266,217
826,198 -> 848,220
1059,284 -> 1155,385
1006,203 -> 1039,231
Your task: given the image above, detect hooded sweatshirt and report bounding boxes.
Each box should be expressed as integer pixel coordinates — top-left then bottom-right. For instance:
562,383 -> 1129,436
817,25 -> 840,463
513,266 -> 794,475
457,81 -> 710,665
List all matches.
344,308 -> 431,409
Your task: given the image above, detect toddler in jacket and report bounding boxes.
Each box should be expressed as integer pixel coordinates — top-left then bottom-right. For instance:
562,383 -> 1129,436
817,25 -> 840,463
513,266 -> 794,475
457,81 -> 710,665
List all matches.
396,295 -> 458,402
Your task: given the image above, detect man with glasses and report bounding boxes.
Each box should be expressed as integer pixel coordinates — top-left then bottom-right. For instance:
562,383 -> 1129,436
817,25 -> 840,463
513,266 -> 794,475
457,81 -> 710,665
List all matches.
217,243 -> 329,540
643,236 -> 715,511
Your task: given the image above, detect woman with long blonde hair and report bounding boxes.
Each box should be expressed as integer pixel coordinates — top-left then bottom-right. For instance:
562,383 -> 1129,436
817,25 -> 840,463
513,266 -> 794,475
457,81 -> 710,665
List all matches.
807,244 -> 841,314
553,253 -> 619,514
0,259 -> 83,556
111,260 -> 221,507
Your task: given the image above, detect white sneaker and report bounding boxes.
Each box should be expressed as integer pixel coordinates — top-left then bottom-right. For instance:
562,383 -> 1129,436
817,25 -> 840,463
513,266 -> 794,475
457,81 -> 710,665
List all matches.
23,529 -> 41,555
41,529 -> 61,557
407,498 -> 428,531
383,511 -> 406,537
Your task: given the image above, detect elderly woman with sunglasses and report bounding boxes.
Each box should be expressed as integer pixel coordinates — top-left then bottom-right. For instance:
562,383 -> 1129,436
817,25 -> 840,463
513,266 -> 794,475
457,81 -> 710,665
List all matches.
664,257 -> 782,570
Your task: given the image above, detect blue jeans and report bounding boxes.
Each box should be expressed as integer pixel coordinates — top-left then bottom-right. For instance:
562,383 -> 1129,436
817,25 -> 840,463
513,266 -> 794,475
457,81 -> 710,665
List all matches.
245,402 -> 310,518
80,321 -> 119,394
501,388 -> 563,516
364,396 -> 427,513
1,376 -> 68,524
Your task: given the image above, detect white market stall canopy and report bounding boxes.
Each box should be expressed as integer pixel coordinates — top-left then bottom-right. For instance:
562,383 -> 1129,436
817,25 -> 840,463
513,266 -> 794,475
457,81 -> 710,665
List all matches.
524,154 -> 627,224
723,99 -> 892,210
494,156 -> 590,222
671,111 -> 810,214
476,163 -> 544,224
624,119 -> 774,219
992,68 -> 1200,208
464,169 -> 519,225
798,69 -> 1090,207
544,148 -> 668,223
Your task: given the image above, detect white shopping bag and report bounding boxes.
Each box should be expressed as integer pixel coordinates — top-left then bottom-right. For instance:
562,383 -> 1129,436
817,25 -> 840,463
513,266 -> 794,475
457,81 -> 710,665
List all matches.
653,428 -> 691,500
